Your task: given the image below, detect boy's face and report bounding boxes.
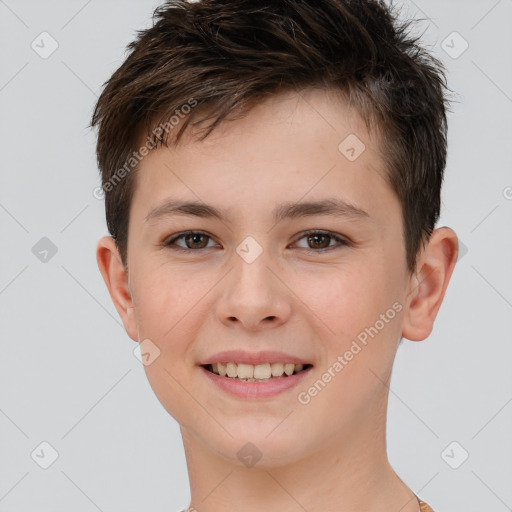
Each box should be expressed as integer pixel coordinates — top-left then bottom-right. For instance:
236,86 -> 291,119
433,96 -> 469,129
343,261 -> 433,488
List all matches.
99,88 -> 454,467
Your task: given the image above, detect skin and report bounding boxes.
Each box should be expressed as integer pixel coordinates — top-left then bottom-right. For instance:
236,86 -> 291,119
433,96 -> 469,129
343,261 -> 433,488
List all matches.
97,88 -> 458,511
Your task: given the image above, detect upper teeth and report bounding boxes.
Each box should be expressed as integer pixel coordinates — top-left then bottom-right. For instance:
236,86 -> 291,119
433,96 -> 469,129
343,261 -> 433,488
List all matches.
210,362 -> 305,379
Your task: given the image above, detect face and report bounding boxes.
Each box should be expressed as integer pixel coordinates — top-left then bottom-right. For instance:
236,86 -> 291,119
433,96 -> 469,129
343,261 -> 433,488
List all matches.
104,88 -> 430,467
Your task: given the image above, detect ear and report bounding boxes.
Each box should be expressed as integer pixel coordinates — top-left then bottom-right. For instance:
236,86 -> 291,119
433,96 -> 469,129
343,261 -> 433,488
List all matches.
402,227 -> 459,341
96,236 -> 138,342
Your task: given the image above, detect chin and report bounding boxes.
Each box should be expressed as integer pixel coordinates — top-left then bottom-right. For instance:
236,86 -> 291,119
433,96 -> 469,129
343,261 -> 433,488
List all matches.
203,419 -> 313,468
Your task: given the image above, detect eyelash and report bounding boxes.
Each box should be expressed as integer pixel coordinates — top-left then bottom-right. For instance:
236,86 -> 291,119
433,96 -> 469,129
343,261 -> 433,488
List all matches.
163,229 -> 350,254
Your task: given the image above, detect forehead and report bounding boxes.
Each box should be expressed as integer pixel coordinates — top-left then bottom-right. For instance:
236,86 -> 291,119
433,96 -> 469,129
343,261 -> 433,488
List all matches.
130,88 -> 396,225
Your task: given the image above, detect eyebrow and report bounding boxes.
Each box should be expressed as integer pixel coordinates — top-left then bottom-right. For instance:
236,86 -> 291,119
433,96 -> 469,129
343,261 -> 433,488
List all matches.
145,197 -> 372,224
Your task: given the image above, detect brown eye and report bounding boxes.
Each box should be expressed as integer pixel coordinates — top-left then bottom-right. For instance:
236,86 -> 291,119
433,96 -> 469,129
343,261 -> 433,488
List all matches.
164,231 -> 217,251
183,233 -> 210,249
307,233 -> 331,249
293,230 -> 349,252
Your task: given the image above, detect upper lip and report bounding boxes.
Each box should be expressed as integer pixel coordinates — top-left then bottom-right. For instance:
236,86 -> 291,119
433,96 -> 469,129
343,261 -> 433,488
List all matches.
198,350 -> 313,366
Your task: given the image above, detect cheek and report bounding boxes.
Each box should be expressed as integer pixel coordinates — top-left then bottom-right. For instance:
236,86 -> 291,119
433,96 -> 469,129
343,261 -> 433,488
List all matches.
132,259 -> 191,323
132,261 -> 206,423
293,263 -> 389,339
131,259 -> 220,355
296,266 -> 400,423
295,260 -> 402,377
141,355 -> 195,428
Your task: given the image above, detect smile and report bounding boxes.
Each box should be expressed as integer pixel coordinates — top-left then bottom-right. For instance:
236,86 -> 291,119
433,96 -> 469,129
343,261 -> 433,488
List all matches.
204,362 -> 312,381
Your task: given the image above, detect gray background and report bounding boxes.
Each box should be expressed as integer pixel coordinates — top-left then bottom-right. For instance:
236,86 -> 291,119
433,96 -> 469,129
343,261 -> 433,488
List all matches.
1,0 -> 511,510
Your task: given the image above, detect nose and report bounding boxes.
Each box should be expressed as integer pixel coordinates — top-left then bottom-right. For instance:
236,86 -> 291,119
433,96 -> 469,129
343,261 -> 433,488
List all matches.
215,248 -> 292,332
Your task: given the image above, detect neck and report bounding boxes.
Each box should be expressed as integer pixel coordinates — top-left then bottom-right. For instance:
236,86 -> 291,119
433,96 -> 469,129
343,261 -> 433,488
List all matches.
180,393 -> 419,512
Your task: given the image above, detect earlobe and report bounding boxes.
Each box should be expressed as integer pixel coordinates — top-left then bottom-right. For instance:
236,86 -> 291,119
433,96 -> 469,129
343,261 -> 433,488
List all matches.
96,236 -> 139,342
401,227 -> 459,342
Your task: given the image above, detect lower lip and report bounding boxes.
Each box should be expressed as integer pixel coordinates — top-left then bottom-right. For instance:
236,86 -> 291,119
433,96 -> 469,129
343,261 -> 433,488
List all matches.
200,366 -> 313,399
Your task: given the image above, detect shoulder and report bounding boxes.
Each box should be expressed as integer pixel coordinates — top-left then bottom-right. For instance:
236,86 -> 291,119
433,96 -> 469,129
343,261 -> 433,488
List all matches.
419,499 -> 435,512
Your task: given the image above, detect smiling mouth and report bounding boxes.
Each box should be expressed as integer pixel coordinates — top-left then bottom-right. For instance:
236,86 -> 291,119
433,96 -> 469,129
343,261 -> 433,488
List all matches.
202,362 -> 313,381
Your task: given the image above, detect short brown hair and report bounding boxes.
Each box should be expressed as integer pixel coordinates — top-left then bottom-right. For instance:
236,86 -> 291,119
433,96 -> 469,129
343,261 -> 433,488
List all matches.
91,0 -> 452,274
